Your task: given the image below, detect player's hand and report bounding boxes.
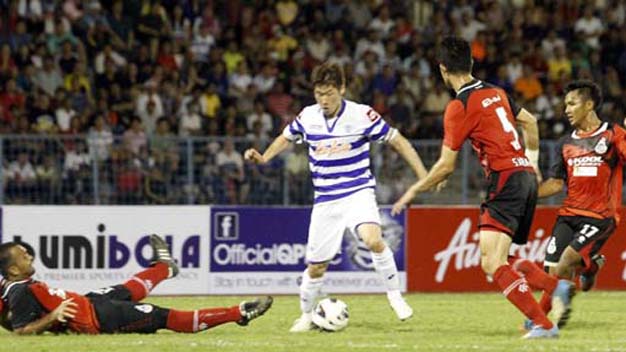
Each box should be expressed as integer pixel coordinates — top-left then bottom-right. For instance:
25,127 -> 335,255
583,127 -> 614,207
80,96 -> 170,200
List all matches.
52,299 -> 78,323
391,188 -> 416,216
435,180 -> 447,192
244,148 -> 265,164
531,163 -> 543,184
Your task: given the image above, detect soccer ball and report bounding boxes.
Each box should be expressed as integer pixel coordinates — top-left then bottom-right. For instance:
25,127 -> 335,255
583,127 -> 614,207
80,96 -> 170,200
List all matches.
312,298 -> 349,332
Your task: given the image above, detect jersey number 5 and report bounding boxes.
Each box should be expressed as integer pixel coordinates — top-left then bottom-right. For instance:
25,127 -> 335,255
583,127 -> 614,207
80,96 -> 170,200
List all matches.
495,107 -> 522,150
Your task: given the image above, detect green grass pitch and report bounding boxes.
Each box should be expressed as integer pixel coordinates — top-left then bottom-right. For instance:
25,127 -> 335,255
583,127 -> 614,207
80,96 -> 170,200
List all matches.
1,292 -> 625,352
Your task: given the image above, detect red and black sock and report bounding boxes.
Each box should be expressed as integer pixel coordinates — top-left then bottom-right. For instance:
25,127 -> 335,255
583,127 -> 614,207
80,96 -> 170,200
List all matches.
123,262 -> 170,301
166,306 -> 242,332
494,264 -> 553,329
513,259 -> 558,293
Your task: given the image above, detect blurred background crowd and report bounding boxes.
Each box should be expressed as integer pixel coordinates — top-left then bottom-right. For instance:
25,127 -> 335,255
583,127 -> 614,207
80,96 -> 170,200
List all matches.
0,0 -> 624,205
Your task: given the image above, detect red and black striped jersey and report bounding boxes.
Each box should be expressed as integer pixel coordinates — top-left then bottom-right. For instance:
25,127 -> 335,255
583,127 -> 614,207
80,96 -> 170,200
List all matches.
443,79 -> 533,176
0,278 -> 100,334
551,122 -> 626,222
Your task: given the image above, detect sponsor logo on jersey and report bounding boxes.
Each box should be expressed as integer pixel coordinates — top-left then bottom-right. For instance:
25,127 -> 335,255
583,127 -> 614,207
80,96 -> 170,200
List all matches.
595,137 -> 608,154
567,155 -> 603,167
314,141 -> 351,156
481,95 -> 502,108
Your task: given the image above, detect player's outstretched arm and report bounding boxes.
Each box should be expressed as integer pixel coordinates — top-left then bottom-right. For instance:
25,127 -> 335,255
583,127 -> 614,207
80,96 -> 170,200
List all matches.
387,132 -> 428,180
244,135 -> 291,165
391,146 -> 458,215
537,178 -> 564,198
13,298 -> 77,335
516,108 -> 542,181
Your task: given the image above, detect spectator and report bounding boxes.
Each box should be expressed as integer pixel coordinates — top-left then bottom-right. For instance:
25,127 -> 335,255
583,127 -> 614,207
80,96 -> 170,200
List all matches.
6,151 -> 37,202
178,102 -> 203,137
55,98 -> 76,133
87,115 -> 113,161
514,66 -> 543,102
136,83 -> 164,135
33,56 -> 64,97
575,6 -> 604,49
35,154 -> 61,203
266,82 -> 293,123
246,100 -> 273,138
216,138 -> 246,204
371,64 -> 398,97
276,0 -> 299,27
547,46 -> 573,82
0,79 -> 26,124
252,64 -> 277,94
123,118 -> 148,156
94,44 -> 127,75
422,83 -> 451,115
229,61 -> 253,99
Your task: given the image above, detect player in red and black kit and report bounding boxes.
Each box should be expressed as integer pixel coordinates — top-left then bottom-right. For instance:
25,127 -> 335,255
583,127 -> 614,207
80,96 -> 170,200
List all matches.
392,36 -> 572,339
530,80 -> 626,329
0,235 -> 272,335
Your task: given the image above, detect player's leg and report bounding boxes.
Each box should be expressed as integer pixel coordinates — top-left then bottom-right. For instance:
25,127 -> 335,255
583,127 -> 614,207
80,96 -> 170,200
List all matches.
579,252 -> 606,292
106,234 -> 180,302
348,188 -> 412,320
525,217 -> 574,317
357,223 -> 412,320
479,169 -> 558,338
552,217 -> 615,328
95,297 -> 273,334
480,230 -> 556,335
289,261 -> 329,332
290,203 -> 343,332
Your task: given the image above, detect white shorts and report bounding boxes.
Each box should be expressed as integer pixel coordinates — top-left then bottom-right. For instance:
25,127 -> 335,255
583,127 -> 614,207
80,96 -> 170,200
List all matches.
306,188 -> 381,263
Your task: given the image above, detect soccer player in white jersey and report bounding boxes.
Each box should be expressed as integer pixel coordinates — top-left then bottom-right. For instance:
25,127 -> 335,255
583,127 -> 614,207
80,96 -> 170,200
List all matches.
244,62 -> 429,332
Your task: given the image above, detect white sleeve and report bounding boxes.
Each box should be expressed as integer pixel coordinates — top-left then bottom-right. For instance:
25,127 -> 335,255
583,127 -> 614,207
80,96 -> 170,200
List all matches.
282,114 -> 305,143
362,107 -> 395,143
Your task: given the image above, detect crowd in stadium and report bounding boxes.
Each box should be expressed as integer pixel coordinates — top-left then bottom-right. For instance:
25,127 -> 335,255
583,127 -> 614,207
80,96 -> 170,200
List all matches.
0,0 -> 625,205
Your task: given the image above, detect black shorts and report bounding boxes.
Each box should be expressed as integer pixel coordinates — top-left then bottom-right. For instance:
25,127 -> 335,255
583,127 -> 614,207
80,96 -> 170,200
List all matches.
479,168 -> 537,245
544,215 -> 616,268
86,285 -> 169,334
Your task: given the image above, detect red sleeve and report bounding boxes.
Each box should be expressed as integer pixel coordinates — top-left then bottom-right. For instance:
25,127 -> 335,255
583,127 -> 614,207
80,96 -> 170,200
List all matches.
443,100 -> 471,151
613,126 -> 626,162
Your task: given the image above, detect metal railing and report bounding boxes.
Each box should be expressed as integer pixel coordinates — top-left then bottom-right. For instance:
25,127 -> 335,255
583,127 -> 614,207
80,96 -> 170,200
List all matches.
0,134 -> 566,205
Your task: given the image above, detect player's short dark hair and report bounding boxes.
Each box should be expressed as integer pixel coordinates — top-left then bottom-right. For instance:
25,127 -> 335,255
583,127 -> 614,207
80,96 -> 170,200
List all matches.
437,36 -> 473,74
0,242 -> 18,277
564,80 -> 603,110
311,62 -> 345,89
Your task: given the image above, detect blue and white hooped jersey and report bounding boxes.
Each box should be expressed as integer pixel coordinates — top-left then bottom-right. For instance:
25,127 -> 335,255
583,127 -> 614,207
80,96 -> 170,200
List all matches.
282,99 -> 397,204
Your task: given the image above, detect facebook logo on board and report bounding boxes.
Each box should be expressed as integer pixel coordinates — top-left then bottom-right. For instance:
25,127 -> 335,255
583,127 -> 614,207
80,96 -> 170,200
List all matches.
214,212 -> 239,240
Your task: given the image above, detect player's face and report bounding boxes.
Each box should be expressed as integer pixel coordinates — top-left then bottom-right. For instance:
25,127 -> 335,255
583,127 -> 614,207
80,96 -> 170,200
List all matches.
314,84 -> 344,117
439,64 -> 452,89
564,91 -> 593,128
8,245 -> 35,279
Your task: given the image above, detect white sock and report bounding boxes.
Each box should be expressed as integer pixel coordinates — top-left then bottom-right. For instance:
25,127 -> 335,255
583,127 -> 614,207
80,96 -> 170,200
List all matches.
299,269 -> 323,313
372,246 -> 401,294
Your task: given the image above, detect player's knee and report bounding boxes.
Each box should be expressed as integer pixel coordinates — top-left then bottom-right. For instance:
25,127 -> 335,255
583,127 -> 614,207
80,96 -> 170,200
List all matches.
480,255 -> 498,275
307,263 -> 328,278
363,238 -> 385,253
359,232 -> 384,252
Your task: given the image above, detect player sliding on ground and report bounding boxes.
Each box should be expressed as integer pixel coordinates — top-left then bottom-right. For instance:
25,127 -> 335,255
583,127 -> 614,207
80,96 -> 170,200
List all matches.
0,235 -> 272,334
391,36 -> 572,339
245,62 -> 429,332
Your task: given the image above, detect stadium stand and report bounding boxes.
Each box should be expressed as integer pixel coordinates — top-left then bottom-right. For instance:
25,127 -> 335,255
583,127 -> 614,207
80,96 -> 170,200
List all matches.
0,0 -> 623,205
